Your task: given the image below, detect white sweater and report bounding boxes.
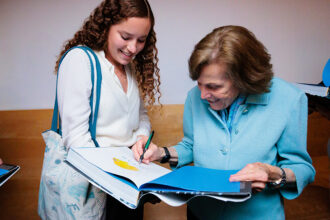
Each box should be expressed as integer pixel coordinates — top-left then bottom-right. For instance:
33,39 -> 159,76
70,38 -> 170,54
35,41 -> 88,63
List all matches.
57,48 -> 150,148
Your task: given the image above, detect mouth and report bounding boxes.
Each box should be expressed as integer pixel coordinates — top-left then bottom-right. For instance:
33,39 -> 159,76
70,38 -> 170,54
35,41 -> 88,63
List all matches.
120,50 -> 133,59
207,99 -> 219,104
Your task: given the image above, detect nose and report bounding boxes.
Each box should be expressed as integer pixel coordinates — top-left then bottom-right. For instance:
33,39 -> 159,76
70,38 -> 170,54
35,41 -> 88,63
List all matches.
200,87 -> 210,99
127,40 -> 137,54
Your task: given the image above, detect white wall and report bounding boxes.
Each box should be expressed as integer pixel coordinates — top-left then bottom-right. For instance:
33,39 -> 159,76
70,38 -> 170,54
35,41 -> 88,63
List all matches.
1,0 -> 329,110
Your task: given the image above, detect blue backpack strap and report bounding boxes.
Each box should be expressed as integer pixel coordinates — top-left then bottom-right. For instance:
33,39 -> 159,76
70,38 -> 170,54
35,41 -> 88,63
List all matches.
50,46 -> 102,147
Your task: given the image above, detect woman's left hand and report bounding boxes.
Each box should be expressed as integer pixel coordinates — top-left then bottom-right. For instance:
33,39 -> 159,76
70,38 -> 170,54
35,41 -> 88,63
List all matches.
229,162 -> 275,192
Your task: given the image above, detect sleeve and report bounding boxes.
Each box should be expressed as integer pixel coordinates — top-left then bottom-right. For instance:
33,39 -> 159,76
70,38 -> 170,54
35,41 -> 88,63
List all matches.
57,48 -> 96,148
173,91 -> 194,168
277,92 -> 316,199
134,96 -> 151,137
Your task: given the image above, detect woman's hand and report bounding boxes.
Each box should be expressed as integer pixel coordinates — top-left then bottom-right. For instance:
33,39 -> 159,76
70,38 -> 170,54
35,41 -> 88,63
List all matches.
131,135 -> 163,164
229,162 -> 283,192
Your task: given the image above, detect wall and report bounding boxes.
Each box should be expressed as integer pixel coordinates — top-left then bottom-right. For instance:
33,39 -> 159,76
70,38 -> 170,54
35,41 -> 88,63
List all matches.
0,0 -> 329,110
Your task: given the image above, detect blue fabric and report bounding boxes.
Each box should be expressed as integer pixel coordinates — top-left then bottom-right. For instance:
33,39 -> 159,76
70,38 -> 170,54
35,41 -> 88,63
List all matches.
174,77 -> 315,220
218,95 -> 246,133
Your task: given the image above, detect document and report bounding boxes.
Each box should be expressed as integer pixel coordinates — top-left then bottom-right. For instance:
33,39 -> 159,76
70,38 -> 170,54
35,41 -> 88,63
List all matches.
294,83 -> 329,98
0,163 -> 20,187
66,147 -> 251,209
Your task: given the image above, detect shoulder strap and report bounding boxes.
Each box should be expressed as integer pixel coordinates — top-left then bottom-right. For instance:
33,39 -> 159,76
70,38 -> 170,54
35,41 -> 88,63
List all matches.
50,46 -> 102,147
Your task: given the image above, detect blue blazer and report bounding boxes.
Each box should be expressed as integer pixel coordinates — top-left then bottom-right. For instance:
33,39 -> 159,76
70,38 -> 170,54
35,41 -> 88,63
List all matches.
174,77 -> 315,219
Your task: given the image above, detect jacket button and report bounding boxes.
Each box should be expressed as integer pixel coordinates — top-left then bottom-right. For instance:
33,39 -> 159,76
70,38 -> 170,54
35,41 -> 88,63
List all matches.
235,129 -> 239,134
220,148 -> 228,155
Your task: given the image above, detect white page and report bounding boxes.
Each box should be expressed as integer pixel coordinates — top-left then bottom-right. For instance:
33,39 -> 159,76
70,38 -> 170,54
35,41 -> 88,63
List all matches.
66,148 -> 141,208
71,147 -> 171,188
294,83 -> 329,97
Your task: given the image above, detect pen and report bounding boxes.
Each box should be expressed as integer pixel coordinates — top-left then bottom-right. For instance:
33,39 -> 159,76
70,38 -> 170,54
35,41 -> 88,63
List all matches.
139,130 -> 154,163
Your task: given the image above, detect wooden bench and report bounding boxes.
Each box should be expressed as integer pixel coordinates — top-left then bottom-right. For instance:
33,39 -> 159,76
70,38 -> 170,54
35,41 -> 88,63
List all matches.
0,106 -> 329,219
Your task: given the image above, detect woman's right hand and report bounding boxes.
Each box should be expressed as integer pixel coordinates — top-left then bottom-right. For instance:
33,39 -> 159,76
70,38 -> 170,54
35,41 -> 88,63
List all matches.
131,139 -> 163,164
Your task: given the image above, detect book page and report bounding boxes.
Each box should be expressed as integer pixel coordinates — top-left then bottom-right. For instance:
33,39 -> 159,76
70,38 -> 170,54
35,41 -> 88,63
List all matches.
294,83 -> 329,97
71,147 -> 171,188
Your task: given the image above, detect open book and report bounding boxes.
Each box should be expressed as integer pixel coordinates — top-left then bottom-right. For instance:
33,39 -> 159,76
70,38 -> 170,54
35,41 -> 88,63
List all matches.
294,83 -> 329,98
0,163 -> 20,187
65,147 -> 251,209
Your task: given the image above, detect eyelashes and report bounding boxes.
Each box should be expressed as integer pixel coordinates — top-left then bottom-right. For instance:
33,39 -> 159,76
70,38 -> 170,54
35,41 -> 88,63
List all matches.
121,35 -> 146,43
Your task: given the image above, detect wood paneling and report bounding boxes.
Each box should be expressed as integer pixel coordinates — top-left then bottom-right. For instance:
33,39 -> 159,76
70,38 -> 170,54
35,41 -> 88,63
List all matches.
0,106 -> 186,220
0,107 -> 329,220
148,105 -> 184,147
307,112 -> 330,156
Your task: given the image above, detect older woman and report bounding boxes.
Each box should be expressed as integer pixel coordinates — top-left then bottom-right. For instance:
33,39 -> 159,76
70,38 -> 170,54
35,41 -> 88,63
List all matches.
133,25 -> 315,219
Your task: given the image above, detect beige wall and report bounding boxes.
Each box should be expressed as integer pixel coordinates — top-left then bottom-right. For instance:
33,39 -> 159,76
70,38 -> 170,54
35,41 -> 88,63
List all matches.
1,0 -> 330,110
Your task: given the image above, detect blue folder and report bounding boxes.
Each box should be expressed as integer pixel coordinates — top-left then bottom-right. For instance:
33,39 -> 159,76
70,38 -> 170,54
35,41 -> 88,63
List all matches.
140,166 -> 249,195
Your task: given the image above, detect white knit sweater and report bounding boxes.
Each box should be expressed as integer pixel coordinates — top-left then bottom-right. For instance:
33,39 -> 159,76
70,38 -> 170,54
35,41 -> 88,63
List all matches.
57,48 -> 150,148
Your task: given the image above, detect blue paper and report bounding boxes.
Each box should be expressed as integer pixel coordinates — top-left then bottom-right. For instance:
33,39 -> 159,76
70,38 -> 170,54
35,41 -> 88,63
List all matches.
322,59 -> 330,87
0,168 -> 9,176
106,172 -> 138,190
141,166 -> 240,193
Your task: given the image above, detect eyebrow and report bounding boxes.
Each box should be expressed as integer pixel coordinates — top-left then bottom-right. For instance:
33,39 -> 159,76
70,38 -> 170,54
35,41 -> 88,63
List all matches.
198,82 -> 223,87
119,31 -> 148,39
207,83 -> 222,87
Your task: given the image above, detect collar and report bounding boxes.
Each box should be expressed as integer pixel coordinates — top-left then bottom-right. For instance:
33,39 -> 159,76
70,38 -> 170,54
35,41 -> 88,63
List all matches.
97,50 -> 114,71
245,92 -> 270,105
201,92 -> 269,106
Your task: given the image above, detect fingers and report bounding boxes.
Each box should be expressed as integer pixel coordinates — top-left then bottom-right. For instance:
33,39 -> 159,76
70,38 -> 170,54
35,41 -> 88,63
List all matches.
251,182 -> 266,191
229,163 -> 269,182
230,171 -> 268,182
228,162 -> 271,192
131,140 -> 160,164
131,138 -> 146,161
141,143 -> 160,163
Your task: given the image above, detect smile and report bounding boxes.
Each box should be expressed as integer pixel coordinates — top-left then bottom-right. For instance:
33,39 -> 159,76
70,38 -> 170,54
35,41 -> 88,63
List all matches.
207,99 -> 219,104
120,50 -> 133,58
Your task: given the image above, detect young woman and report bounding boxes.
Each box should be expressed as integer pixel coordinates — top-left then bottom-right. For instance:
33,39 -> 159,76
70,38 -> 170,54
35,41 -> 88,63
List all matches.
53,0 -> 159,219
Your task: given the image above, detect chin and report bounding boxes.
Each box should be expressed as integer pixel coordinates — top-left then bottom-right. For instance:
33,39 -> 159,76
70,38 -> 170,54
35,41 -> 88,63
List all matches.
118,59 -> 131,65
210,105 -> 221,111
210,103 -> 227,111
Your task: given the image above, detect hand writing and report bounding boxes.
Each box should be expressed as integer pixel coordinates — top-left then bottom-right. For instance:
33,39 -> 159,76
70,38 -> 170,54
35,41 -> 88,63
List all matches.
131,136 -> 161,164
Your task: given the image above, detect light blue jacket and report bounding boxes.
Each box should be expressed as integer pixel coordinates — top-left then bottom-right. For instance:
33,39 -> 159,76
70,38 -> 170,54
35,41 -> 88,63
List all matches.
174,77 -> 315,220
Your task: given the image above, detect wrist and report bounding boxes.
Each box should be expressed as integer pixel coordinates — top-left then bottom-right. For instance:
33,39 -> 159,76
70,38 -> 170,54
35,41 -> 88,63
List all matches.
157,147 -> 165,161
268,166 -> 286,188
160,147 -> 171,163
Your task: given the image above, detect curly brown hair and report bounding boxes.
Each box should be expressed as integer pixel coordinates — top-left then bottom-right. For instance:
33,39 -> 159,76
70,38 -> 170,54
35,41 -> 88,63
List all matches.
189,25 -> 273,95
55,0 -> 160,106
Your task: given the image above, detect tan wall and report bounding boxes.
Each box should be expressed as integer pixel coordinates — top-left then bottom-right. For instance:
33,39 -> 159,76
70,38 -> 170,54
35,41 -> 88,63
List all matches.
0,106 -> 329,219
